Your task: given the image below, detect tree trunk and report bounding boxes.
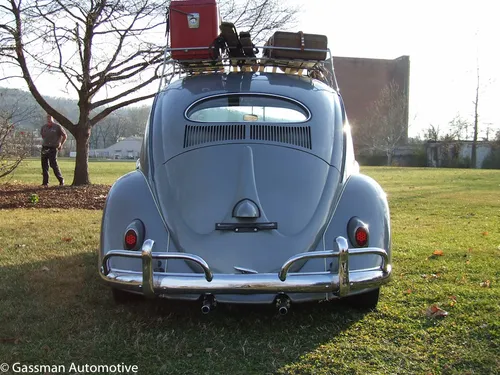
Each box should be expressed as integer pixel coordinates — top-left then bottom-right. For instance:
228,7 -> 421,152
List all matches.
471,60 -> 480,169
387,152 -> 393,166
72,127 -> 91,185
471,119 -> 478,168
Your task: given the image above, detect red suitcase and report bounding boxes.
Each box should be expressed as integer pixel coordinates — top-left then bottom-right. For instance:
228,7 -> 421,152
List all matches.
169,0 -> 220,60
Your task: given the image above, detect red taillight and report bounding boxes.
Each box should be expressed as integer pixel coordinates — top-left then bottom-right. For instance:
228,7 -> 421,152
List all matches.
355,227 -> 368,247
125,229 -> 138,250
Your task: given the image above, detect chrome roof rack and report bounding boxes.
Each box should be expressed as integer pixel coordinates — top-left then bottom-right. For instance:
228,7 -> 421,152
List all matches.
157,45 -> 340,93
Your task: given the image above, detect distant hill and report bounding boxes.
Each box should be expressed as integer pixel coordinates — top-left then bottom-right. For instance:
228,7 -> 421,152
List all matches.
0,87 -> 151,149
0,87 -> 80,129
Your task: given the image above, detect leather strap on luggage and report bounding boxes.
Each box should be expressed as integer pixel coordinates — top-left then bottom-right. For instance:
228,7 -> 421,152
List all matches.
239,31 -> 259,58
219,22 -> 245,58
169,7 -> 192,16
209,35 -> 227,59
299,31 -> 305,51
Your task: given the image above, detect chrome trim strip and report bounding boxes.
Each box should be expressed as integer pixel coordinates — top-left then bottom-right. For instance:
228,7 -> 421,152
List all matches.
100,236 -> 391,297
234,266 -> 259,274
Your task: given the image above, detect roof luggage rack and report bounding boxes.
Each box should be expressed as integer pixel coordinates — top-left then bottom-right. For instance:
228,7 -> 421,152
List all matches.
157,44 -> 339,92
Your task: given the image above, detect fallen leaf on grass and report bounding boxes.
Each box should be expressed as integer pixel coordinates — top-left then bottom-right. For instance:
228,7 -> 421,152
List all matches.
448,296 -> 457,307
426,304 -> 448,318
405,289 -> 412,294
41,266 -> 50,272
480,280 -> 491,288
432,250 -> 444,256
482,231 -> 488,236
187,353 -> 193,358
61,237 -> 72,242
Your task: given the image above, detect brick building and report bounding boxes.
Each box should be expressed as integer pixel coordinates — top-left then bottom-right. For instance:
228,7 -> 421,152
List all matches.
329,55 -> 410,149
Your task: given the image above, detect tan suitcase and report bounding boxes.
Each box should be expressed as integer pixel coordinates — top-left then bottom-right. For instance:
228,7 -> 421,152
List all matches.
264,31 -> 328,60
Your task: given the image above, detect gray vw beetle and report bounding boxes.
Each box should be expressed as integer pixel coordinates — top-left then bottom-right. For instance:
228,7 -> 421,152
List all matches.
99,44 -> 392,314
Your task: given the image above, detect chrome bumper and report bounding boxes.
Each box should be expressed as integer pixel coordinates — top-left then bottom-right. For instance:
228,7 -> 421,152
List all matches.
100,237 -> 392,298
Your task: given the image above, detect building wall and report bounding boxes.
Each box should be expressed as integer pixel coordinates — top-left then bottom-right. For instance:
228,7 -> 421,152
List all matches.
332,55 -> 410,146
426,141 -> 493,168
89,138 -> 142,159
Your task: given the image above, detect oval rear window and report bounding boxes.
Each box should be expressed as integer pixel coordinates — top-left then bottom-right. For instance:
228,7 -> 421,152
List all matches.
186,94 -> 309,123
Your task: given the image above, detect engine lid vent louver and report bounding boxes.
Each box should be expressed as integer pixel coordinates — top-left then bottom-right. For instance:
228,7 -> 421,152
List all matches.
183,125 -> 312,149
183,125 -> 245,148
250,125 -> 312,149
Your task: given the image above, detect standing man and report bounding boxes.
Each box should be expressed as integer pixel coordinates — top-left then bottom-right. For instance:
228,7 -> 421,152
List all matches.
40,114 -> 67,186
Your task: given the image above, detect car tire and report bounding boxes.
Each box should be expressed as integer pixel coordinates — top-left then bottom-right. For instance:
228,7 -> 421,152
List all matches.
346,288 -> 380,310
111,288 -> 143,303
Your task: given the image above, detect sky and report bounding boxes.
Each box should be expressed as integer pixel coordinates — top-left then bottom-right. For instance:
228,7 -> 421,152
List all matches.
289,0 -> 500,138
2,0 -> 499,138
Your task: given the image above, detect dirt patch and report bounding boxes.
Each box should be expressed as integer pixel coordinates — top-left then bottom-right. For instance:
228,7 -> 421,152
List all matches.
0,183 -> 110,210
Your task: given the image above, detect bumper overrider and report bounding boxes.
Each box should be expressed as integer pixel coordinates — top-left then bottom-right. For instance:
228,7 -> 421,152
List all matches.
100,237 -> 392,298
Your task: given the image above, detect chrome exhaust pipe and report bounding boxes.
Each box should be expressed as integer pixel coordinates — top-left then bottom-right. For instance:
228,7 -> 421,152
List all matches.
201,294 -> 216,314
278,306 -> 288,316
275,295 -> 291,316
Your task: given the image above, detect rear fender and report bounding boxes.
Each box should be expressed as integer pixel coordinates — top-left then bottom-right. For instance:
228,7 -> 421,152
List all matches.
100,171 -> 182,273
323,173 -> 391,271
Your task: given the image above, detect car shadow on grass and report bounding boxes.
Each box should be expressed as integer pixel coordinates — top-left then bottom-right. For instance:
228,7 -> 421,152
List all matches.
1,251 -> 371,375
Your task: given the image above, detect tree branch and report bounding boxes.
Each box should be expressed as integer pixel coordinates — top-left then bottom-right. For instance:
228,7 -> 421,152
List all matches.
90,92 -> 156,125
8,0 -> 74,133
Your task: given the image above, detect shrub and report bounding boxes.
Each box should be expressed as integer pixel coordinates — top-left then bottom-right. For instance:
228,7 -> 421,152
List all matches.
0,111 -> 32,179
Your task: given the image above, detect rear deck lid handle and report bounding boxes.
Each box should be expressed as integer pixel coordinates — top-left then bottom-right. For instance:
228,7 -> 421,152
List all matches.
215,222 -> 278,233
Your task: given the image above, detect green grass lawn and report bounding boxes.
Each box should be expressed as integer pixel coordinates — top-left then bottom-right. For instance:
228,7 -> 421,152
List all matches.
0,165 -> 499,374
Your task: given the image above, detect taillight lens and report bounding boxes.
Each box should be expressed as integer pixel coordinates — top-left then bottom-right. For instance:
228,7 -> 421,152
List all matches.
355,227 -> 368,247
124,229 -> 138,250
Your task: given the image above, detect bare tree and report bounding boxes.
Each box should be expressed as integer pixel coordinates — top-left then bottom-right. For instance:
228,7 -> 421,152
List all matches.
0,97 -> 36,178
471,58 -> 480,168
448,114 -> 471,141
423,124 -> 441,142
355,81 -> 409,165
220,0 -> 298,43
0,0 -> 168,184
90,113 -> 120,149
0,0 -> 297,185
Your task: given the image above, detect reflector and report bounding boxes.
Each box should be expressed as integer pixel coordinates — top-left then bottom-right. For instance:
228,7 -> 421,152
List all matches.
125,229 -> 138,249
355,227 -> 368,247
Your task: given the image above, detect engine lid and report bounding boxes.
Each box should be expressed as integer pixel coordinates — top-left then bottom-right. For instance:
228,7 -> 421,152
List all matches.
154,144 -> 341,273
